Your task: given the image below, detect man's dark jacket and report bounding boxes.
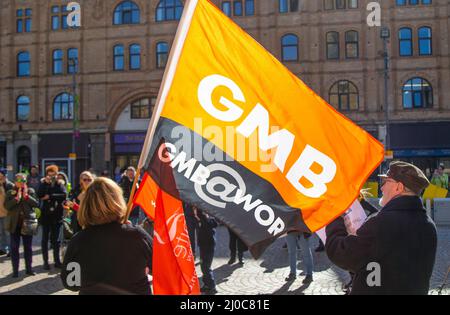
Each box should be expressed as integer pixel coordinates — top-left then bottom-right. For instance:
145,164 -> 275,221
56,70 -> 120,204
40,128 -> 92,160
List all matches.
326,195 -> 437,295
37,179 -> 67,225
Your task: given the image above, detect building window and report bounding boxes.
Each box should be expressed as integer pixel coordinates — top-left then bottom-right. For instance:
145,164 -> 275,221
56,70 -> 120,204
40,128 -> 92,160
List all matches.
418,26 -> 432,56
234,1 -> 243,16
156,0 -> 184,22
279,0 -> 299,13
345,31 -> 359,59
17,51 -> 31,77
53,93 -> 74,121
113,1 -> 140,25
131,98 -> 156,119
402,77 -> 433,109
329,80 -> 359,111
326,31 -> 339,59
222,0 -> 254,16
114,45 -> 125,71
53,49 -> 64,75
51,5 -> 70,30
17,8 -> 32,33
16,96 -> 30,122
67,48 -> 79,74
325,0 -> 358,10
129,44 -> 141,70
157,42 -> 169,68
222,1 -> 231,16
399,27 -> 413,56
245,0 -> 255,15
281,34 -> 299,62
396,0 -> 432,6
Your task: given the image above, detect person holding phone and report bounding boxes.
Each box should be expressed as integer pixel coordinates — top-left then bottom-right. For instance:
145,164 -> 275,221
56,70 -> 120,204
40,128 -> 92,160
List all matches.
4,173 -> 39,277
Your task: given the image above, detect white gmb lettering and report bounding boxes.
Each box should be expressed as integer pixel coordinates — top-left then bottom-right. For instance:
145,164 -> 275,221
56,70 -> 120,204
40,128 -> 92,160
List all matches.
197,74 -> 337,199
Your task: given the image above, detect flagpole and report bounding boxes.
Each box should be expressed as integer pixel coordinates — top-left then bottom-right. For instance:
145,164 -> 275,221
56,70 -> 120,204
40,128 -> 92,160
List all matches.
125,0 -> 200,220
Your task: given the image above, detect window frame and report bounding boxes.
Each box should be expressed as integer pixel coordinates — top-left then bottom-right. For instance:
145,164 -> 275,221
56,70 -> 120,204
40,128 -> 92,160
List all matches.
17,51 -> 31,77
53,93 -> 74,121
281,34 -> 299,62
329,80 -> 359,111
16,96 -> 30,122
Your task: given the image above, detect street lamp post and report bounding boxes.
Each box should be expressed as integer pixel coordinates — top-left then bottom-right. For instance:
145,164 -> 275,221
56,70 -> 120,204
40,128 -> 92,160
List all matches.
381,27 -> 391,152
69,58 -> 79,185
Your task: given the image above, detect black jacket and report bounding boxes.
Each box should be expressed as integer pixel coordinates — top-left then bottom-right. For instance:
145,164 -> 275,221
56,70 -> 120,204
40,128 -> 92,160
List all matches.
61,222 -> 153,295
37,179 -> 67,225
326,195 -> 437,295
197,210 -> 218,249
119,176 -> 140,217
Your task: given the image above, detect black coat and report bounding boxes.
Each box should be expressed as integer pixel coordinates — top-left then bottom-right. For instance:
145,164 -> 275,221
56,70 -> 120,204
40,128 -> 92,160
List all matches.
119,176 -> 140,217
197,211 -> 218,249
37,179 -> 67,225
61,222 -> 153,295
326,195 -> 437,295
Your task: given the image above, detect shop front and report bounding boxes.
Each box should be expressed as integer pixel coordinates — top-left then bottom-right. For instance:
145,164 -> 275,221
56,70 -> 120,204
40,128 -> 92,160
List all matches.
391,122 -> 450,177
112,132 -> 146,179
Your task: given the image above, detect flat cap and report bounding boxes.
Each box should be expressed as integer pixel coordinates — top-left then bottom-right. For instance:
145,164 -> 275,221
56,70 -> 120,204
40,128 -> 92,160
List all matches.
379,161 -> 430,195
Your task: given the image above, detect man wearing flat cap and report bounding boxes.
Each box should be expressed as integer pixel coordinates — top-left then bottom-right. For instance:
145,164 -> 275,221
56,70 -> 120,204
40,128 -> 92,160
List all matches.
326,161 -> 437,295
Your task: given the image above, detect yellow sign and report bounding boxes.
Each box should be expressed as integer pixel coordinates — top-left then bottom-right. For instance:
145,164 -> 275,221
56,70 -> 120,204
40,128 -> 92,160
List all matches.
363,181 -> 379,198
423,183 -> 448,200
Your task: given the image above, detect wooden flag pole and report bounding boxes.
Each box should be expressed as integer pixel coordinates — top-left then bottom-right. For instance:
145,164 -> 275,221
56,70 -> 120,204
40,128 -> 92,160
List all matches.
125,0 -> 199,220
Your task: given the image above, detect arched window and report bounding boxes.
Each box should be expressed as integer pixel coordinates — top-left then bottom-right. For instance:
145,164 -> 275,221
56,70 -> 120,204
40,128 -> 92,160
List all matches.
402,77 -> 433,109
345,31 -> 359,59
399,27 -> 413,56
114,44 -> 125,71
156,42 -> 169,68
17,51 -> 30,77
156,0 -> 184,22
113,1 -> 140,25
418,26 -> 432,56
281,34 -> 298,62
129,44 -> 141,70
329,80 -> 359,111
17,96 -> 30,122
53,49 -> 63,75
326,32 -> 339,59
17,146 -> 31,173
53,93 -> 74,120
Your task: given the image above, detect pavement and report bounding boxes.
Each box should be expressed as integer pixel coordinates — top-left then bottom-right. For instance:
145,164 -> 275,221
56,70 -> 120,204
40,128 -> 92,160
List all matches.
0,225 -> 449,295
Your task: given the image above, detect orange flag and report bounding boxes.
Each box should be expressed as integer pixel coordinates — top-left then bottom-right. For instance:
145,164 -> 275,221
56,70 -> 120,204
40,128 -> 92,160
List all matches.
152,181 -> 200,295
135,0 -> 384,258
136,142 -> 200,295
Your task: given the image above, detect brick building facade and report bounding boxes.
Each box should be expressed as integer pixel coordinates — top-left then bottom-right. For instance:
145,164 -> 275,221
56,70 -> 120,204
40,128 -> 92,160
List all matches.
0,0 -> 449,181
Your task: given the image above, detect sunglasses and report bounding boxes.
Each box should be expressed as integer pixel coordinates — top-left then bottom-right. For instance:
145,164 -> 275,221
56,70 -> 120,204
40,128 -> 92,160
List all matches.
82,178 -> 93,183
16,179 -> 27,183
381,178 -> 398,187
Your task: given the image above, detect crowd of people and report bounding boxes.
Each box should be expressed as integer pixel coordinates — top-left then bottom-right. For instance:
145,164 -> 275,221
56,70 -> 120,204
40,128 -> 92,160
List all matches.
0,160 -> 443,295
0,165 -> 146,279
